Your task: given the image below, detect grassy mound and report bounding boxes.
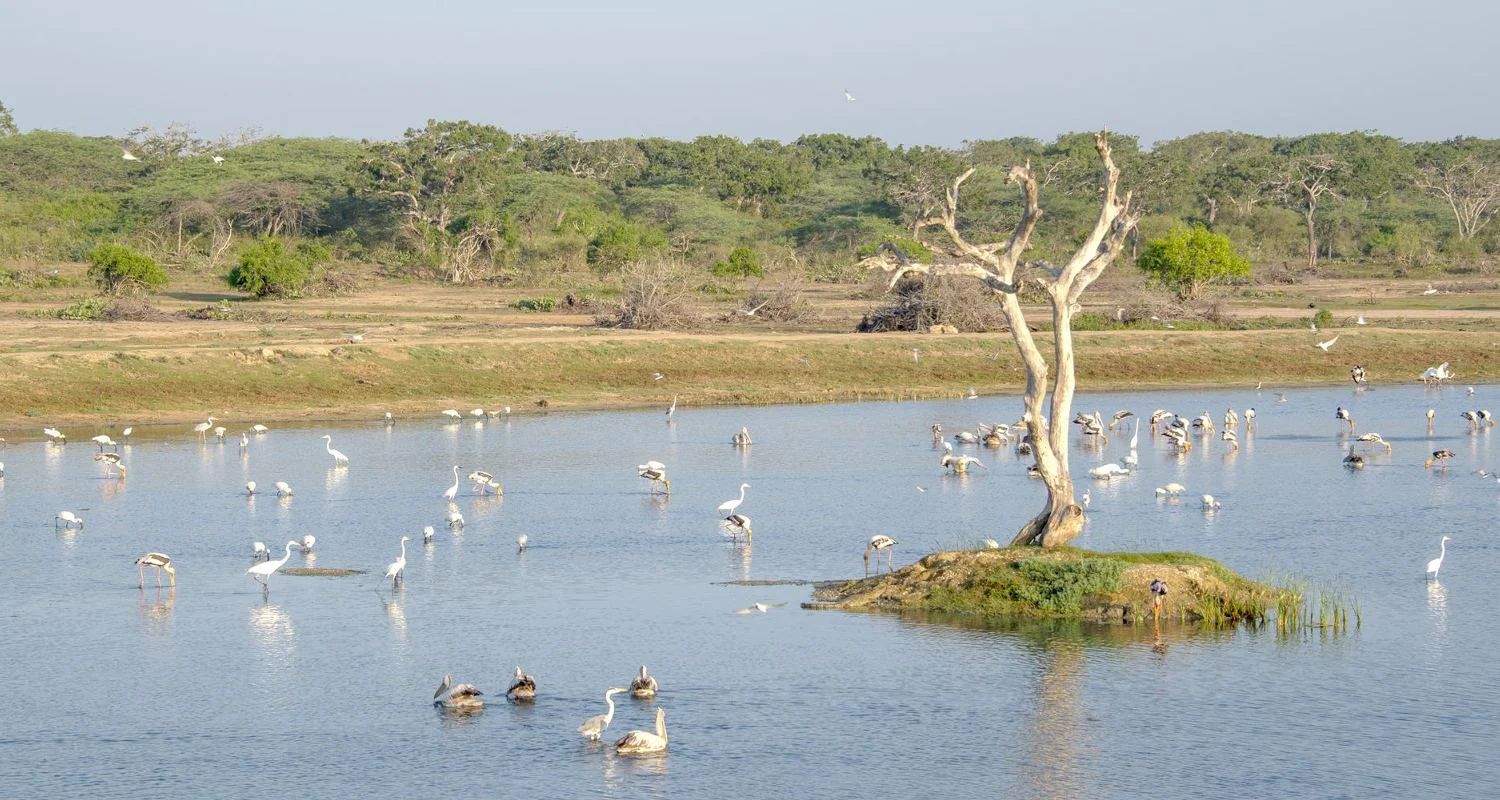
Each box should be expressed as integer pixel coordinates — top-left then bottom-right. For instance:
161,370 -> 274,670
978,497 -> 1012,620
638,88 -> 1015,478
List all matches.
810,547 -> 1285,625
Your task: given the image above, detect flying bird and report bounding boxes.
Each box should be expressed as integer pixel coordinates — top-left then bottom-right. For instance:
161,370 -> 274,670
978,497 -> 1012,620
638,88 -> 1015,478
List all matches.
1314,335 -> 1339,352
734,602 -> 787,614
843,89 -> 855,101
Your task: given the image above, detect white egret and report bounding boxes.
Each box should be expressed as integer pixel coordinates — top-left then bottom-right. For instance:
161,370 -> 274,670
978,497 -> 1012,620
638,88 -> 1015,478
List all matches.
718,483 -> 750,517
1082,490 -> 1091,508
665,395 -> 677,421
299,535 -> 316,553
135,553 -> 175,588
55,511 -> 83,529
864,534 -> 897,575
121,148 -> 139,161
1427,408 -> 1436,433
385,536 -> 412,586
517,534 -> 528,552
240,431 -> 249,449
734,602 -> 787,614
652,372 -> 664,381
1423,283 -> 1439,295
320,435 -> 349,466
1314,336 -> 1339,352
638,461 -> 670,494
0,461 -> 5,477
247,541 -> 297,588
422,525 -> 435,544
442,466 -> 460,501
630,666 -> 658,699
274,481 -> 293,496
578,688 -> 628,740
1356,314 -> 1367,325
121,427 -> 132,439
193,416 -> 216,438
506,667 -> 537,701
252,541 -> 268,559
441,409 -> 462,420
1425,536 -> 1453,580
615,707 -> 668,754
433,675 -> 484,710
211,155 -> 224,165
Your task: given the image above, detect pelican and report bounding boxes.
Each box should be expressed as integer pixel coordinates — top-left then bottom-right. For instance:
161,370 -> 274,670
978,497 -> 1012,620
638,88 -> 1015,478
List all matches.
1223,408 -> 1239,429
1425,536 -> 1453,580
274,481 -> 293,496
725,513 -> 752,540
1190,412 -> 1214,433
385,536 -> 412,586
135,552 -> 175,588
55,511 -> 83,529
422,525 -> 435,544
94,452 -> 127,475
940,442 -> 984,474
1343,446 -> 1364,469
1122,452 -> 1138,468
732,427 -> 752,446
517,534 -> 528,552
193,416 -> 216,438
735,602 -> 787,614
507,667 -> 537,701
91,434 -> 117,451
1088,463 -> 1130,479
630,666 -> 658,699
1314,336 -> 1339,352
1356,433 -> 1392,453
953,430 -> 979,444
433,675 -> 484,710
1425,449 -> 1456,470
1154,483 -> 1186,497
0,461 -> 4,477
615,707 -> 668,754
447,508 -> 465,529
252,541 -> 268,559
1201,494 -> 1222,510
1335,407 -> 1355,433
320,435 -> 349,465
638,461 -> 670,494
578,688 -> 628,740
441,409 -> 462,420
252,424 -> 269,434
442,465 -> 460,501
718,483 -> 750,518
243,481 -> 257,496
865,534 -> 897,575
247,541 -> 297,588
298,535 -> 316,553
1420,362 -> 1452,384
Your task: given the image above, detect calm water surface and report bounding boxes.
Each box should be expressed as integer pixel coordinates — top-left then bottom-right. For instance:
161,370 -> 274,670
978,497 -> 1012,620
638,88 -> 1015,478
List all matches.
1,384 -> 1497,798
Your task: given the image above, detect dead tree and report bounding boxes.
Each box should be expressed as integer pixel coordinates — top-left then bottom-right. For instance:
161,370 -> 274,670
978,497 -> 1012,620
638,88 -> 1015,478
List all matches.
1272,154 -> 1344,268
859,131 -> 1138,547
1415,157 -> 1500,241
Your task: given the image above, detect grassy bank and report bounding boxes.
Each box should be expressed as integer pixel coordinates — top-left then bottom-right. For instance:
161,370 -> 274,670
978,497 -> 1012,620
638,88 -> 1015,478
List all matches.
0,325 -> 1492,428
810,547 -> 1292,626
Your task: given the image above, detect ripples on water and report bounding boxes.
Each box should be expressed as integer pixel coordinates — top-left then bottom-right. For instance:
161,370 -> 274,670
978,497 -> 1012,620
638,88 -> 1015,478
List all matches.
1,384 -> 1498,797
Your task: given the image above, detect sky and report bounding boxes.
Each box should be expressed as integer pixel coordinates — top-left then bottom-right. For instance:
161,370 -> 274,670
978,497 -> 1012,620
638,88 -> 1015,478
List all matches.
4,0 -> 1498,148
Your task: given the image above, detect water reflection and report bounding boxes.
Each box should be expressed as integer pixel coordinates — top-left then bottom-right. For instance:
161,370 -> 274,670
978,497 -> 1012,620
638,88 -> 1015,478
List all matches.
138,587 -> 175,633
378,592 -> 407,642
324,466 -> 347,492
1426,581 -> 1448,637
249,602 -> 295,674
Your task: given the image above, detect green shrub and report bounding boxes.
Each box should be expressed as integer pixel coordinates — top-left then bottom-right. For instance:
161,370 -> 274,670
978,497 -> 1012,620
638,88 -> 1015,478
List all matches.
1008,559 -> 1125,614
87,243 -> 168,295
856,237 -> 932,263
1137,225 -> 1251,299
1313,307 -> 1334,328
229,238 -> 320,298
57,297 -> 109,320
710,246 -> 764,279
510,296 -> 558,312
586,220 -> 667,272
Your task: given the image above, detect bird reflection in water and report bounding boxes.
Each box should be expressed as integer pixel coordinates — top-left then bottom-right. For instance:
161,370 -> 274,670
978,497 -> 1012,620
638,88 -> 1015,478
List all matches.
601,745 -> 669,791
138,586 -> 175,631
324,466 -> 348,492
377,590 -> 407,640
1426,580 -> 1448,637
249,601 -> 296,670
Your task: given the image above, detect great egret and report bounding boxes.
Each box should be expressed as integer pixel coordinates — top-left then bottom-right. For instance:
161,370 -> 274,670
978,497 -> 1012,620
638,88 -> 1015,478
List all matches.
506,667 -> 537,701
442,466 -> 460,501
121,148 -> 139,161
135,552 -> 175,588
665,396 -> 677,421
433,675 -> 484,710
252,541 -> 268,559
247,541 -> 297,588
320,435 -> 349,465
299,535 -> 316,553
865,534 -> 897,575
94,452 -> 126,476
578,688 -> 628,740
732,427 -> 752,445
1314,336 -> 1339,352
1425,449 -> 1456,470
1425,536 -> 1453,580
55,511 -> 83,529
193,416 -> 216,438
385,536 -> 412,586
240,431 -> 249,449
734,602 -> 786,614
274,481 -> 293,497
630,665 -> 658,699
718,483 -> 750,517
638,461 -> 670,494
517,534 -> 528,552
121,427 -> 132,439
615,707 -> 668,754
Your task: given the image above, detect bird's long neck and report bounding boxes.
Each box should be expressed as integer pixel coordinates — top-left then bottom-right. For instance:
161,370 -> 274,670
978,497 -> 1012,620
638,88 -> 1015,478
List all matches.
277,543 -> 295,565
604,693 -> 616,721
1440,540 -> 1447,560
326,439 -> 334,454
400,540 -> 407,560
738,486 -> 747,503
656,710 -> 667,739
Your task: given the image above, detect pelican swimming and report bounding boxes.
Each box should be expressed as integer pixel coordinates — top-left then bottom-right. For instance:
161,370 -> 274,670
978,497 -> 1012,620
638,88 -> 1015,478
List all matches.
320,435 -> 349,465
1356,432 -> 1392,453
630,665 -> 658,699
433,675 -> 484,710
1343,446 -> 1364,469
638,461 -> 670,494
1425,536 -> 1453,580
578,687 -> 628,740
615,707 -> 668,754
1088,463 -> 1131,479
732,426 -> 752,446
55,511 -> 83,529
94,451 -> 127,475
135,552 -> 175,588
718,483 -> 750,517
940,442 -> 984,474
506,666 -> 537,701
865,534 -> 897,575
384,536 -> 411,586
442,465 -> 460,501
247,541 -> 297,588
1425,449 -> 1456,470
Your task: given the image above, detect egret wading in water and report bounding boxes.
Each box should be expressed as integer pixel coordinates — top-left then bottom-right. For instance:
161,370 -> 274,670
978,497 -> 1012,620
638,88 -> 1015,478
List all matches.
718,483 -> 750,518
320,435 -> 349,466
135,553 -> 175,588
630,665 -> 658,699
247,541 -> 297,589
506,667 -> 537,701
579,688 -> 628,741
385,536 -> 412,586
615,707 -> 668,754
433,675 -> 484,710
865,534 -> 897,575
638,461 -> 670,494
1425,536 -> 1453,580
442,466 -> 460,502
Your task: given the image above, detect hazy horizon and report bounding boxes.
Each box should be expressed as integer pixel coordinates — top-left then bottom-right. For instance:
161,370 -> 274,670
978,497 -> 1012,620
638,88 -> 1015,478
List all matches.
4,0 -> 1498,147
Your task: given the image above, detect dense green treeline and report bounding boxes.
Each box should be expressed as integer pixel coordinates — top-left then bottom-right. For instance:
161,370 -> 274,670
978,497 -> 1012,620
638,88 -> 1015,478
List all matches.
2,103 -> 1498,285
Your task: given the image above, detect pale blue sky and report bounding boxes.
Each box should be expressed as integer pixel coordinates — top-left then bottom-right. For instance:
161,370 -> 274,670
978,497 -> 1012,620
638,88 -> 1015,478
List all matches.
4,0 -> 1496,146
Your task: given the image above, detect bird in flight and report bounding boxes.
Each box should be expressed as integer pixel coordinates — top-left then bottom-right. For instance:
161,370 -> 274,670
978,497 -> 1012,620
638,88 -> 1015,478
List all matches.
735,602 -> 787,615
121,148 -> 139,161
843,89 -> 855,102
1314,335 -> 1339,352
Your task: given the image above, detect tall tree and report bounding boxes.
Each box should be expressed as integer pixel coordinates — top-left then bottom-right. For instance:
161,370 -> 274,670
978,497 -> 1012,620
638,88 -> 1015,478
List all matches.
1270,146 -> 1346,267
1415,138 -> 1500,241
356,120 -> 513,282
865,146 -> 967,239
0,100 -> 16,137
858,132 -> 1138,547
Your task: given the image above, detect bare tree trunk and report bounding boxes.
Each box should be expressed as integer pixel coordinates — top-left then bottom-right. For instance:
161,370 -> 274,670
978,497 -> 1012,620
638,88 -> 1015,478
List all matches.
1304,204 -> 1318,268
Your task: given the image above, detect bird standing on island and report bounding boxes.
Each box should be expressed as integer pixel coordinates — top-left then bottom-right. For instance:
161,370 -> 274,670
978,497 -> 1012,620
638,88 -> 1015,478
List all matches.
865,534 -> 897,575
